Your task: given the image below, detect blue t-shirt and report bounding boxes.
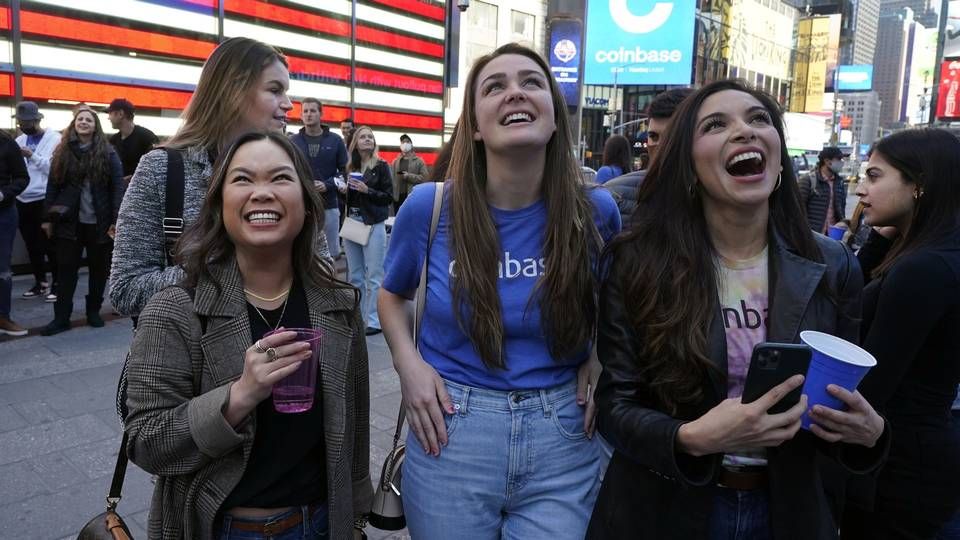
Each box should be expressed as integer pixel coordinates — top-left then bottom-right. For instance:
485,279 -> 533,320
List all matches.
595,165 -> 623,184
382,182 -> 621,390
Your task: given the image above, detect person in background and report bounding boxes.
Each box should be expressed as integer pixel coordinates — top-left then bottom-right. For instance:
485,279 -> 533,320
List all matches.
390,133 -> 429,212
587,80 -> 887,540
340,118 -> 355,149
379,43 -> 620,539
14,101 -> 62,302
605,88 -> 693,225
339,126 -> 392,336
40,108 -> 124,335
109,37 -> 326,318
838,128 -> 960,539
799,146 -> 848,234
107,98 -> 158,184
594,134 -> 632,184
0,128 -> 31,336
124,132 -> 372,539
290,98 -> 347,259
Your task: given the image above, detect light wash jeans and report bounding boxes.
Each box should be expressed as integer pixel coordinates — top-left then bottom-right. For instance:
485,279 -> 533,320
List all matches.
343,222 -> 385,329
323,207 -> 340,257
402,378 -> 604,540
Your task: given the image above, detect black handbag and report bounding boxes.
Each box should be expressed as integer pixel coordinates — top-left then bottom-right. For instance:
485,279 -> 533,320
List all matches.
369,182 -> 444,531
77,433 -> 134,540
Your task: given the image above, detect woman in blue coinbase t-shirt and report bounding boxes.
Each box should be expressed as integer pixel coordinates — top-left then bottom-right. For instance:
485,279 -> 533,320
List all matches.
379,43 -> 620,540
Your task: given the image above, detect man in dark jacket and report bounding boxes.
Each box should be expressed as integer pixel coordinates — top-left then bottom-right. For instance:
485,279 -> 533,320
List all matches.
107,98 -> 158,184
0,131 -> 30,335
799,146 -> 848,234
605,88 -> 693,225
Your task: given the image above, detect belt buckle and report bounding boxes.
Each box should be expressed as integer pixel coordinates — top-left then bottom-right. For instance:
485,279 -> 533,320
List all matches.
262,517 -> 283,537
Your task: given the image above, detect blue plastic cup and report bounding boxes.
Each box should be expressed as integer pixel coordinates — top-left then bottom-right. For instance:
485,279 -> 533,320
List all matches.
799,331 -> 876,429
828,225 -> 845,240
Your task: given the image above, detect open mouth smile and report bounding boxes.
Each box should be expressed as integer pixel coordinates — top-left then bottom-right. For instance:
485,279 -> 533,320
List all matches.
244,210 -> 281,224
725,149 -> 766,178
501,111 -> 535,126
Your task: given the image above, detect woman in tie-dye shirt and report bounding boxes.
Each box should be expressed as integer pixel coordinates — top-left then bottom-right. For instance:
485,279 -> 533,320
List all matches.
587,80 -> 889,540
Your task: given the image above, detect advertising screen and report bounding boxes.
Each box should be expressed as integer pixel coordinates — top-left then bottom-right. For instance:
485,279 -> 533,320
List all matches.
946,1 -> 960,59
549,18 -> 584,109
936,60 -> 960,120
836,65 -> 874,91
583,0 -> 695,85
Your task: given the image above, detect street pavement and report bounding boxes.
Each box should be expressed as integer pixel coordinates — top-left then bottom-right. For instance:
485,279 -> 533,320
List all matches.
0,271 -> 409,540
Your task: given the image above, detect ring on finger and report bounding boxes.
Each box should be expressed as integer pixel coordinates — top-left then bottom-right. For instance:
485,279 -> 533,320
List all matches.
254,340 -> 267,354
265,347 -> 278,362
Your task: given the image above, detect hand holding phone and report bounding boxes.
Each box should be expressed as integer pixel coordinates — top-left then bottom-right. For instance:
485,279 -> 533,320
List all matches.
742,343 -> 812,414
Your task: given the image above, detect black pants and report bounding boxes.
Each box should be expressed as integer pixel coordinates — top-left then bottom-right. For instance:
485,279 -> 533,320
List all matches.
16,199 -> 56,286
55,224 -> 111,317
394,192 -> 407,215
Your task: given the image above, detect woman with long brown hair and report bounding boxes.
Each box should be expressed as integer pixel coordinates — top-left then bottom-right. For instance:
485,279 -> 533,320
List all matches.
586,80 -> 887,539
123,132 -> 372,539
40,108 -> 124,335
378,43 -> 621,538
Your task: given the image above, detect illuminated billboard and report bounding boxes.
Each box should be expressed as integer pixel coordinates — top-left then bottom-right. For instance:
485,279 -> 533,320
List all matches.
946,1 -> 960,59
937,60 -> 960,120
549,18 -> 584,109
789,14 -> 842,113
583,0 -> 696,85
836,65 -> 874,91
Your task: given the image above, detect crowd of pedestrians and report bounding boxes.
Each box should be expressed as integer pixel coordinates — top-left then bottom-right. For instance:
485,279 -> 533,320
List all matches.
0,36 -> 958,540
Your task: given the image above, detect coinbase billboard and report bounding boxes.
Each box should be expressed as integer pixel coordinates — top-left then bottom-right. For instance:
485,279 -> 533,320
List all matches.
584,0 -> 696,85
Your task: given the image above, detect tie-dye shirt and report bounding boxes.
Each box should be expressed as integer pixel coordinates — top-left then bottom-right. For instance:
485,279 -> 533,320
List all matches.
717,246 -> 769,467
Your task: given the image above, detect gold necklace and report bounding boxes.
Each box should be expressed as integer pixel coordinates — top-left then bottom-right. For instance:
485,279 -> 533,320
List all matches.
250,295 -> 289,332
243,287 -> 290,302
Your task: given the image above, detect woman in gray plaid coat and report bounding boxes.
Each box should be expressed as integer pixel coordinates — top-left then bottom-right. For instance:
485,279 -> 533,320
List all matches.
123,132 -> 372,539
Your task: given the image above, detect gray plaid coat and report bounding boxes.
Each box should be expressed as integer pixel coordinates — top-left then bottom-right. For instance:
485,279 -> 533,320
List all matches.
123,259 -> 373,539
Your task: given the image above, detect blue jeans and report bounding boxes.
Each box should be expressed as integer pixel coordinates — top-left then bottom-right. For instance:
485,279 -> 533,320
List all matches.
344,222 -> 385,329
402,378 -> 604,540
0,203 -> 17,318
708,488 -> 772,540
217,505 -> 328,540
323,207 -> 340,257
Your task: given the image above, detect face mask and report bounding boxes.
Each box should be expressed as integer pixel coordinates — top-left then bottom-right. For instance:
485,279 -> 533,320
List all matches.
19,125 -> 37,135
401,143 -> 412,153
828,161 -> 843,174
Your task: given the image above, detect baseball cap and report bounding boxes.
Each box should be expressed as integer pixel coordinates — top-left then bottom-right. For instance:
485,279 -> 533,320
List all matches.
400,134 -> 412,143
13,101 -> 43,121
106,98 -> 135,117
819,147 -> 846,161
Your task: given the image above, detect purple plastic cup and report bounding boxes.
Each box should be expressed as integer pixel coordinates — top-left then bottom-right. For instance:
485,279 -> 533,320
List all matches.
799,331 -> 876,429
265,328 -> 322,413
828,225 -> 845,241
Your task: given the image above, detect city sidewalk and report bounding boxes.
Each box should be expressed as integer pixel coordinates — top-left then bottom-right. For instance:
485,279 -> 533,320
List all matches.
0,272 -> 409,540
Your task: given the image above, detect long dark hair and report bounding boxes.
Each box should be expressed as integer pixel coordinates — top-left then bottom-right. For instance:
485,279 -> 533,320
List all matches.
869,128 -> 960,278
177,132 -> 354,299
446,42 -> 602,369
607,80 -> 822,411
50,108 -> 112,186
602,134 -> 632,173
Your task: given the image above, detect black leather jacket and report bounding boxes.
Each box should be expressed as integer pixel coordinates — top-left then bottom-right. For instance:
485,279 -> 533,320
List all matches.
344,159 -> 393,225
587,231 -> 890,540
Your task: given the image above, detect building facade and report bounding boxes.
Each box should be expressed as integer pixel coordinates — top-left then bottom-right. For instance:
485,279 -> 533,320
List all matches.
846,0 -> 882,65
874,7 -> 915,126
880,0 -> 940,27
840,90 -> 882,148
0,0 -> 447,164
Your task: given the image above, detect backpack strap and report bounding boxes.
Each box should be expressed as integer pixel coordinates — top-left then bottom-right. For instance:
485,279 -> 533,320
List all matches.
163,148 -> 185,267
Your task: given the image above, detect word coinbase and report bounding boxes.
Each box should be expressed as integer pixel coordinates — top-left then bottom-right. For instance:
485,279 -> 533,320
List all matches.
594,47 -> 683,65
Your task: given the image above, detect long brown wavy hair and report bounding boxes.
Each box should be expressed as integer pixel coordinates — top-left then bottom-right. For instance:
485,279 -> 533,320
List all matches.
446,42 -> 602,369
177,132 -> 354,300
607,80 -> 823,411
166,37 -> 287,152
49,108 -> 113,186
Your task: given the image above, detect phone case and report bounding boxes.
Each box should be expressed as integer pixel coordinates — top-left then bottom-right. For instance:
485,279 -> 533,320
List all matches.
741,343 -> 812,414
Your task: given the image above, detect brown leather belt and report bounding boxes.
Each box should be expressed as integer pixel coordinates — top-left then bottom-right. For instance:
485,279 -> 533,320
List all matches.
717,467 -> 768,491
225,503 -> 323,536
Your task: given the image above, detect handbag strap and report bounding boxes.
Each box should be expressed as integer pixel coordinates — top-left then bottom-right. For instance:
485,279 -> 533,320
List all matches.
106,432 -> 129,511
163,148 -> 185,267
389,181 -> 444,449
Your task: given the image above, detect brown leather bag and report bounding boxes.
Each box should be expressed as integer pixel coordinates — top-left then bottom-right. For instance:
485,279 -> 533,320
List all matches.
77,433 -> 134,539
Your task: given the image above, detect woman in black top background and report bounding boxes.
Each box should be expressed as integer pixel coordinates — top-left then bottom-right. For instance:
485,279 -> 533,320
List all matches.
841,128 -> 960,539
41,108 -> 123,335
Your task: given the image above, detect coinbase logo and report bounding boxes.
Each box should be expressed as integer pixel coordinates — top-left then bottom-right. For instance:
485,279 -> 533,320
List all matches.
609,0 -> 674,34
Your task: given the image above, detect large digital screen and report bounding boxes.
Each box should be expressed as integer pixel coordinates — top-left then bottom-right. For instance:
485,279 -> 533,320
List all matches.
549,18 -> 584,109
836,65 -> 874,92
583,0 -> 695,85
937,60 -> 960,120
